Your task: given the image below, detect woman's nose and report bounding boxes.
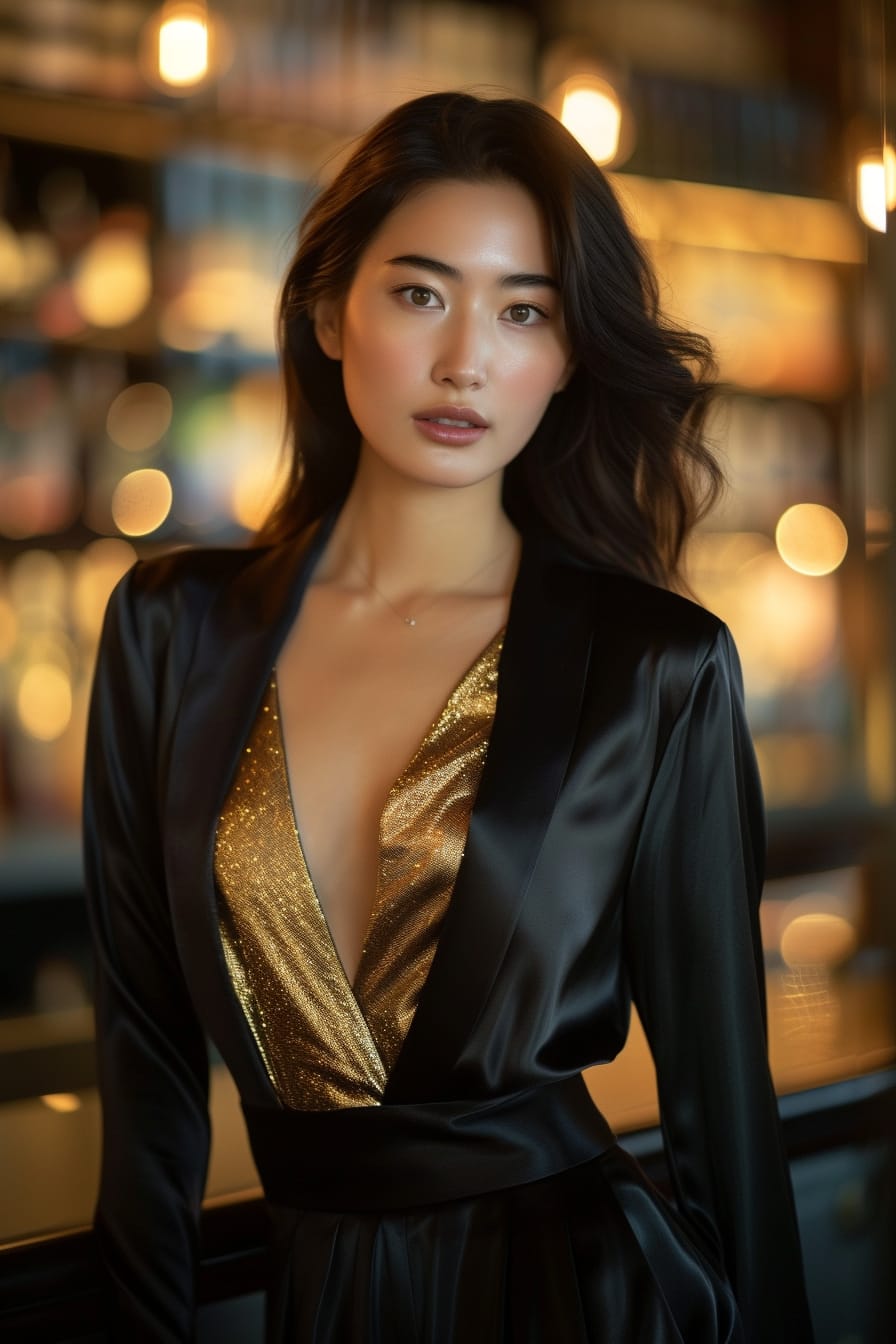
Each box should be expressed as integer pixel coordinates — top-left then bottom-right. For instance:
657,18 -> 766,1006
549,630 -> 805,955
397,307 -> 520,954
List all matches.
431,313 -> 489,390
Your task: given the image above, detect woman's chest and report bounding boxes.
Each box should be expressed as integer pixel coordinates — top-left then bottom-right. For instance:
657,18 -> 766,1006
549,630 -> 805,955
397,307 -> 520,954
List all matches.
270,595 -> 506,978
274,593 -> 507,848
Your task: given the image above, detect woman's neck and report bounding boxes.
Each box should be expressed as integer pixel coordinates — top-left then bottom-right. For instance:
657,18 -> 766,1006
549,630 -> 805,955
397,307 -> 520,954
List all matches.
316,462 -> 520,603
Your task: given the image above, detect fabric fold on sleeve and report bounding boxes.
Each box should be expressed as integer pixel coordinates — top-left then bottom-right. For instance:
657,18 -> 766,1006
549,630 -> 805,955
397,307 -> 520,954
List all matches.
624,624 -> 815,1343
83,564 -> 210,1344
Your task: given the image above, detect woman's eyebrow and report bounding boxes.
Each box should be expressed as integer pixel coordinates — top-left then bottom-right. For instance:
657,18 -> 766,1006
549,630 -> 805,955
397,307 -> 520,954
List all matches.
386,254 -> 559,290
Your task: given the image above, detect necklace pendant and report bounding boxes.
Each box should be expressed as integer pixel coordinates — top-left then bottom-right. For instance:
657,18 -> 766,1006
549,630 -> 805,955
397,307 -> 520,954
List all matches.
405,616 -> 417,627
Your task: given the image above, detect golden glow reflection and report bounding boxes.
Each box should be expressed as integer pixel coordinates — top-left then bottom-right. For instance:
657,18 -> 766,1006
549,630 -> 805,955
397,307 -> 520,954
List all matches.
17,663 -> 73,741
21,630 -> 76,679
231,461 -> 282,531
159,300 -> 218,351
162,260 -> 277,353
72,231 -> 151,328
107,382 -> 173,452
41,1093 -> 82,1114
8,549 -> 66,613
779,912 -> 858,968
857,146 -> 896,233
19,232 -> 59,291
560,78 -> 622,165
111,468 -> 173,536
734,552 -> 838,685
231,370 -> 283,432
614,175 -> 861,265
0,595 -> 17,658
159,10 -> 209,87
686,528 -> 840,712
73,539 -> 137,639
775,503 -> 848,576
0,219 -> 25,298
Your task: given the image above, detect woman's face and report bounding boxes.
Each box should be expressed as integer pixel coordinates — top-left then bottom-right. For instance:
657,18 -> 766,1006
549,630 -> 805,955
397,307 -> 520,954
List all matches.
314,177 -> 573,494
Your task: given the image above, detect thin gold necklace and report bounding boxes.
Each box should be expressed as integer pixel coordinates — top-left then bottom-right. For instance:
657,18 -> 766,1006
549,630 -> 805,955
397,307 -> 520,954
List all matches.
348,542 -> 515,627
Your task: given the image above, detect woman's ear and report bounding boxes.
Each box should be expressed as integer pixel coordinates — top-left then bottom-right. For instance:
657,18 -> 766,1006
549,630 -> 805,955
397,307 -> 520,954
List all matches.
313,296 -> 343,360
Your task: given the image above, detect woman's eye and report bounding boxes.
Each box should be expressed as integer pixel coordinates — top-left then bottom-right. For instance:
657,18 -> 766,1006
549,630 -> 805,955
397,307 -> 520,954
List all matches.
506,303 -> 545,325
399,286 -> 437,307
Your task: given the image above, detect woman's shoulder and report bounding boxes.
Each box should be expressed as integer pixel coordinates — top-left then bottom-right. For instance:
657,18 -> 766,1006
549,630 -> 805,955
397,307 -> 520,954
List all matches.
126,541 -> 268,601
553,555 -> 726,659
103,542 -> 276,659
117,540 -> 281,616
556,562 -> 746,730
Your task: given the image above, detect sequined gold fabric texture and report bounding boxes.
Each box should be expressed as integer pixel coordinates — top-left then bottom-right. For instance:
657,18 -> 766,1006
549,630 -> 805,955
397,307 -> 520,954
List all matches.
213,630 -> 503,1110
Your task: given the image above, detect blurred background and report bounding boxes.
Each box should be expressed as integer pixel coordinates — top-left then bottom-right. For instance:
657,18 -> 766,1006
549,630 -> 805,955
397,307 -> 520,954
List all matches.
0,1 -> 893,1340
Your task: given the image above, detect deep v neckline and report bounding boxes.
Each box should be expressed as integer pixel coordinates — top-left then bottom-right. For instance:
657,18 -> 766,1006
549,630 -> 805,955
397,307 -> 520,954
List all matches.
271,626 -> 506,996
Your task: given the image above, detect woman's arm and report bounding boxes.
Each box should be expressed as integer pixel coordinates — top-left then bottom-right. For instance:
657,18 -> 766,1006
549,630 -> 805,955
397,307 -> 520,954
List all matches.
83,565 -> 210,1343
624,624 -> 814,1343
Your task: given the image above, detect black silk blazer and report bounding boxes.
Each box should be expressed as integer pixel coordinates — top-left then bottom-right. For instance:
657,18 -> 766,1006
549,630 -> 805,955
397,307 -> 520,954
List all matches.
83,516 -> 813,1341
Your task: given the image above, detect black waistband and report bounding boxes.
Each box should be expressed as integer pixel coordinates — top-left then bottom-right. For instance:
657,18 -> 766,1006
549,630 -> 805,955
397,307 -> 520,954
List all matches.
242,1073 -> 616,1212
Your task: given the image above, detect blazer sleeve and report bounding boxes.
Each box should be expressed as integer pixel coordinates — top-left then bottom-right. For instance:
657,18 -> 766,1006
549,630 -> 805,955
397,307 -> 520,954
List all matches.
83,564 -> 210,1343
624,623 -> 814,1343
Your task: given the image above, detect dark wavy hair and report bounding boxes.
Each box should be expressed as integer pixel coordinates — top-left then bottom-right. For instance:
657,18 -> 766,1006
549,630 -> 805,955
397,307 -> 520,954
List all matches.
258,91 -> 721,587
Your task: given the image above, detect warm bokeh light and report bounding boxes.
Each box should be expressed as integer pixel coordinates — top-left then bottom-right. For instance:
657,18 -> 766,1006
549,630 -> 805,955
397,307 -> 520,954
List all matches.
159,229 -> 278,351
775,503 -> 848,576
0,471 -> 80,539
780,912 -> 858,968
0,219 -> 26,299
230,370 -> 284,434
19,231 -> 59,291
657,249 -> 846,398
722,549 -> 838,693
158,298 -> 219,351
0,226 -> 59,300
159,10 -> 209,87
17,663 -> 73,741
72,538 -> 137,639
8,549 -> 67,614
613,176 -> 862,265
20,629 -> 77,682
231,462 -> 281,532
759,874 -> 860,951
175,266 -> 252,330
857,146 -> 896,233
236,277 -> 279,353
107,382 -> 173,452
111,468 -> 173,535
40,1094 -> 82,1114
687,529 -> 773,584
162,266 -> 277,351
72,230 -> 151,327
0,594 -> 17,659
228,372 -> 287,529
560,78 -> 622,165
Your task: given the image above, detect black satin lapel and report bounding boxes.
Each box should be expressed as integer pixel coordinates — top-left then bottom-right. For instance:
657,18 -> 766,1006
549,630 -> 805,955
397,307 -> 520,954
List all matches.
384,537 -> 595,1102
163,515 -> 336,1106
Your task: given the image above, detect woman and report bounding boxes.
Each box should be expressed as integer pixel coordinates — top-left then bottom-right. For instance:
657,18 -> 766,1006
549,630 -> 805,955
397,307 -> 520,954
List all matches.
84,92 -> 814,1342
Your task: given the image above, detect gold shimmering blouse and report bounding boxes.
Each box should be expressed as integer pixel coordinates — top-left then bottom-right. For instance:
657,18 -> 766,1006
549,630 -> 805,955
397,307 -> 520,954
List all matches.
213,629 -> 503,1111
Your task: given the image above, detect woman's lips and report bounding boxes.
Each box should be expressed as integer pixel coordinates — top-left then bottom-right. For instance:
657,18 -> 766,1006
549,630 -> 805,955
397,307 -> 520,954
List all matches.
412,406 -> 489,446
